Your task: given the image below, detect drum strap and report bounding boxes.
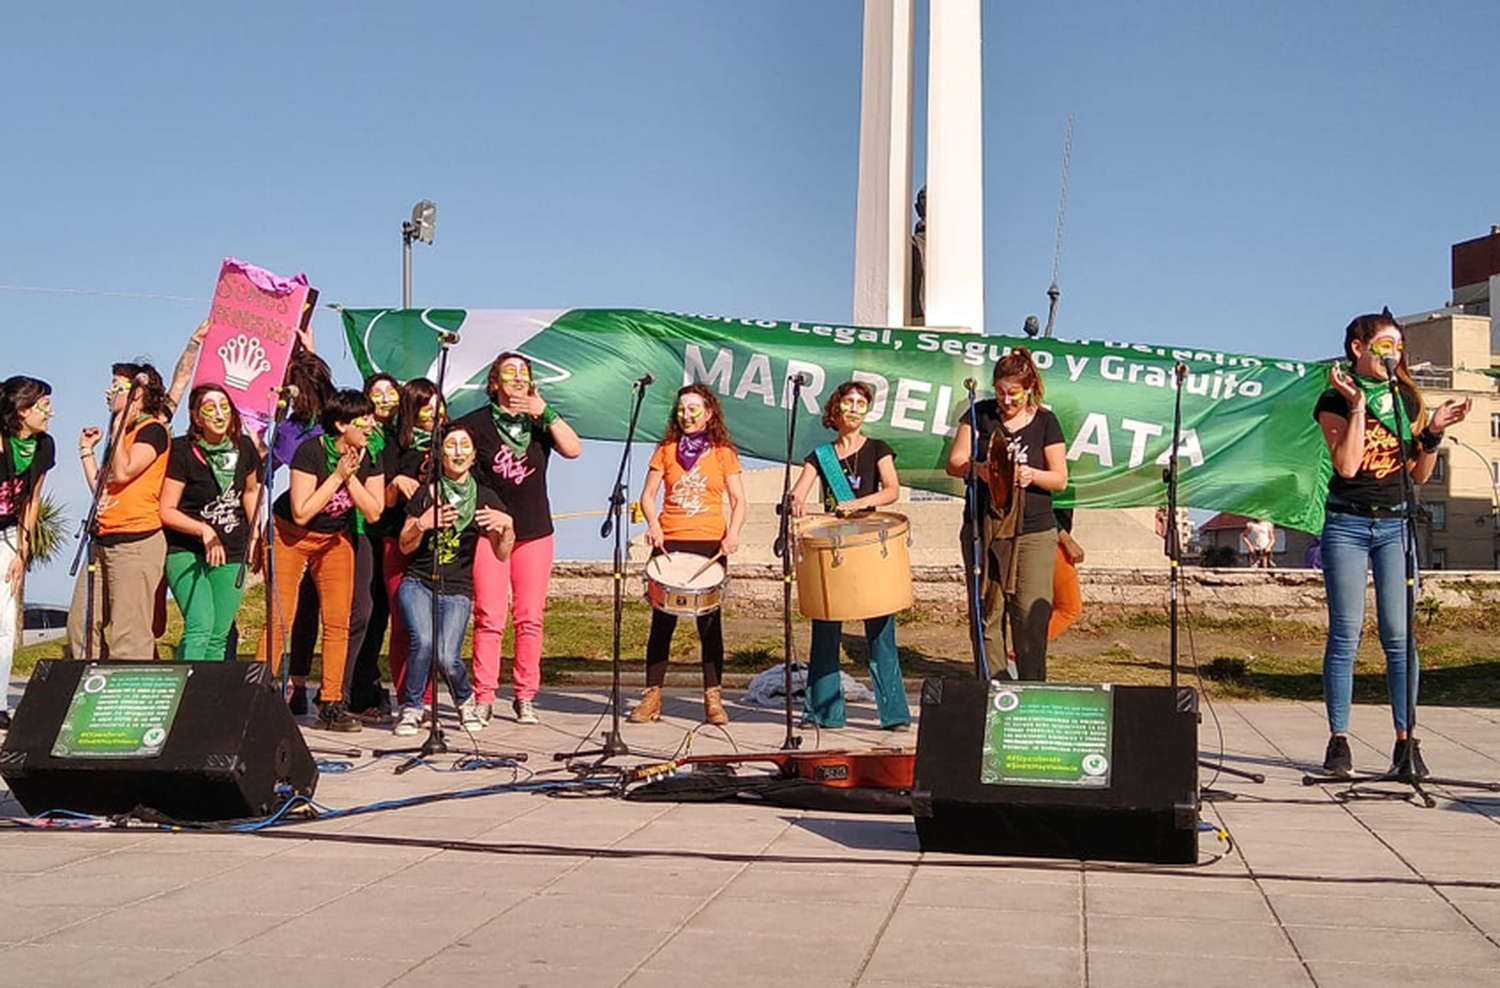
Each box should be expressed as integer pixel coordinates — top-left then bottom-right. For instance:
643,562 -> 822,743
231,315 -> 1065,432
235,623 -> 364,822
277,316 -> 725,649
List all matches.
812,443 -> 858,505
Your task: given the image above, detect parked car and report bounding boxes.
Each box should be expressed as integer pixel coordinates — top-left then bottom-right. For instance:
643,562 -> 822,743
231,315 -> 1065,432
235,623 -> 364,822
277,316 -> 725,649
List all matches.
22,604 -> 68,647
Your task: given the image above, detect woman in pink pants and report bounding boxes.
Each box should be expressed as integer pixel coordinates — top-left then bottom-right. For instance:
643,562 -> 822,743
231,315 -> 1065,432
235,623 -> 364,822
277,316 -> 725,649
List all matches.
454,352 -> 580,725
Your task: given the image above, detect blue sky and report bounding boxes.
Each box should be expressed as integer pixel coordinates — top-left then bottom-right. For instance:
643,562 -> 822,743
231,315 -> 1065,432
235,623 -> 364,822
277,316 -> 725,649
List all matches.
4,2 -> 1499,602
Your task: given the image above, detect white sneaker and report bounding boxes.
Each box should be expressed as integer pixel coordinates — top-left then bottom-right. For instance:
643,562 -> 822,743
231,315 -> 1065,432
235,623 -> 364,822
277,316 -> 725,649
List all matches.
458,699 -> 486,733
392,707 -> 423,737
513,698 -> 539,725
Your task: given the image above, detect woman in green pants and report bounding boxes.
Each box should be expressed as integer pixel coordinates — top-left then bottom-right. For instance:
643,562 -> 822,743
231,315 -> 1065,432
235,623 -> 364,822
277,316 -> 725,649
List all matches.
159,384 -> 262,660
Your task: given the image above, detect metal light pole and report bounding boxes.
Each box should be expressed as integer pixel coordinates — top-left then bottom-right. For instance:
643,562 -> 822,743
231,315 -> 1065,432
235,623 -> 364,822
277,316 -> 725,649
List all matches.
402,199 -> 437,307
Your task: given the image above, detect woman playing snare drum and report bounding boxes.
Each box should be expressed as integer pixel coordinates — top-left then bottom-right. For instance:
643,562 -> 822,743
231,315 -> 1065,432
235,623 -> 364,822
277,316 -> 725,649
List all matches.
629,385 -> 746,725
788,381 -> 910,730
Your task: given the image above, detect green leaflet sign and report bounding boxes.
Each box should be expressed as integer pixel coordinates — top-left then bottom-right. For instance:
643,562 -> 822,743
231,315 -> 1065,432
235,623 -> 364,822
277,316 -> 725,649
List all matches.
981,683 -> 1114,788
52,665 -> 189,759
341,308 -> 1334,533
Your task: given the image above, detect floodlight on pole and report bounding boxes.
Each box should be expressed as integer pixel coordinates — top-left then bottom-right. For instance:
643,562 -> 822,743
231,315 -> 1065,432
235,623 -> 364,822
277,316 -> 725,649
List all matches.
401,199 -> 437,308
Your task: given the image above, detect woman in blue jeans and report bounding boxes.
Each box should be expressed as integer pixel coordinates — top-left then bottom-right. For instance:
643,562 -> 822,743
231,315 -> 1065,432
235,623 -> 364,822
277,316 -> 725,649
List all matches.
1316,311 -> 1470,777
788,380 -> 910,730
394,426 -> 514,737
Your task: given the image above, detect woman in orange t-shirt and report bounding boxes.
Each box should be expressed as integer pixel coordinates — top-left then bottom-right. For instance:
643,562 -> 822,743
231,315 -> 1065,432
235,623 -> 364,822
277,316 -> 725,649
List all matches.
629,385 -> 746,725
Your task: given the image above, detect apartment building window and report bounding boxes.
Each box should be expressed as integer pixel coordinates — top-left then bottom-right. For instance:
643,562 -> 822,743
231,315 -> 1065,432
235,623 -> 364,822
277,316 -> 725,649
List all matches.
1491,412 -> 1500,439
1492,461 -> 1500,485
1431,548 -> 1447,570
1429,452 -> 1446,483
1429,501 -> 1446,531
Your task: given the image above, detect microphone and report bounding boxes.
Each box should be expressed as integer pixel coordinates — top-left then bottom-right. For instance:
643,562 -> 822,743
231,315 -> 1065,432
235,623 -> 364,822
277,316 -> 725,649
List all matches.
963,377 -> 978,392
433,329 -> 460,345
633,373 -> 655,388
788,372 -> 812,388
270,384 -> 300,408
1174,362 -> 1188,382
1382,353 -> 1399,377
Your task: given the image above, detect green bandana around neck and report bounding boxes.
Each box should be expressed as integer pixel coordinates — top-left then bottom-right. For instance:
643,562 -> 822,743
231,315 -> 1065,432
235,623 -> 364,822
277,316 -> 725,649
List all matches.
7,435 -> 37,476
197,438 -> 237,494
322,434 -> 367,534
1354,373 -> 1413,442
410,427 -> 433,451
490,402 -> 533,457
438,471 -> 477,534
366,422 -> 388,458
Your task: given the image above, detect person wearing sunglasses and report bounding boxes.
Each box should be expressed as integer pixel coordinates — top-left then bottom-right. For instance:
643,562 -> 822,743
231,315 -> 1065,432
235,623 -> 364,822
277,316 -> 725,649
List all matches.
68,363 -> 172,661
788,380 -> 910,730
159,385 -> 261,661
1315,311 -> 1471,778
0,377 -> 56,728
255,389 -> 384,732
945,347 -> 1069,682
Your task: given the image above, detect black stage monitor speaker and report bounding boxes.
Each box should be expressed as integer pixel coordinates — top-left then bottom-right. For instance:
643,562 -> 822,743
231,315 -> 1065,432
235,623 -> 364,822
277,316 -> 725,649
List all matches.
1,660 -> 318,821
912,677 -> 1199,864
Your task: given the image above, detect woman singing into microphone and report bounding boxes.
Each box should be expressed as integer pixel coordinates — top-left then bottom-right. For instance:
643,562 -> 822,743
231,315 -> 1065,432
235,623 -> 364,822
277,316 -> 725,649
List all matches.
945,348 -> 1069,681
1315,311 -> 1470,778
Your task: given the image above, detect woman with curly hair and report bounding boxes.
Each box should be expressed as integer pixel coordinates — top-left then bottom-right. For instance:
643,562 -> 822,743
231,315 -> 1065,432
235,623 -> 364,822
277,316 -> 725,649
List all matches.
628,384 -> 746,725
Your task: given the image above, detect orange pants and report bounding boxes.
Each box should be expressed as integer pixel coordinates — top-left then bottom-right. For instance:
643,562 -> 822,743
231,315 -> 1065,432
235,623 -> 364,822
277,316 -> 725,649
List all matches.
255,519 -> 355,702
1047,542 -> 1082,642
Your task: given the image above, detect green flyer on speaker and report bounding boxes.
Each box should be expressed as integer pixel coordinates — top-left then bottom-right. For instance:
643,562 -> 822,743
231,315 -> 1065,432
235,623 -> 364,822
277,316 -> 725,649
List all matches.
981,683 -> 1114,788
51,665 -> 190,759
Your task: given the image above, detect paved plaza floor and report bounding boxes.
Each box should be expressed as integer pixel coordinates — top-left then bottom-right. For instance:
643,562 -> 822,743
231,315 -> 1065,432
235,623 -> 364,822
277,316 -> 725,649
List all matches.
2,687 -> 1499,987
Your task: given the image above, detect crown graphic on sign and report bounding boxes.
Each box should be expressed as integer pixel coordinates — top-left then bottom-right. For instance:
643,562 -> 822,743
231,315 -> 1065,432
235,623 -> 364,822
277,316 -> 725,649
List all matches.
218,334 -> 272,390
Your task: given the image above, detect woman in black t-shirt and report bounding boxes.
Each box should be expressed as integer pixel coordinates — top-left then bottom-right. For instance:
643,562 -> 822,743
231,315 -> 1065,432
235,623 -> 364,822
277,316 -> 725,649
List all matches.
159,385 -> 261,661
945,347 -> 1069,681
788,380 -> 910,729
255,390 -> 385,732
1313,311 -> 1470,779
0,376 -> 56,728
454,352 -> 581,726
393,425 -> 515,737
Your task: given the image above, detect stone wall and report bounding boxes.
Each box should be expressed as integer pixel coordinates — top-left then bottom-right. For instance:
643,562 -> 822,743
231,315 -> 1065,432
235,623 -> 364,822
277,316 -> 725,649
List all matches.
550,561 -> 1500,623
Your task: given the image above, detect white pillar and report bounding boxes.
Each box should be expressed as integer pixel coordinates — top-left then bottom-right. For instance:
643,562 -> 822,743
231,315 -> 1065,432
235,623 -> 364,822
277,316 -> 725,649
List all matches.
852,0 -> 915,328
925,0 -> 985,334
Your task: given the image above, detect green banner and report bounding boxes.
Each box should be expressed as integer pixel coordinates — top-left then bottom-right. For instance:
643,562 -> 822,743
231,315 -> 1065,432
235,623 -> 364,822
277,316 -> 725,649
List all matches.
52,665 -> 189,759
341,307 -> 1335,532
981,682 -> 1114,788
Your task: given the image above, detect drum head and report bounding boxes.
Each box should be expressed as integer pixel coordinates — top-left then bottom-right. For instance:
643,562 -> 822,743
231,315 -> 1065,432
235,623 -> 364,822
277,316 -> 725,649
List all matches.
647,551 -> 726,589
797,511 -> 909,544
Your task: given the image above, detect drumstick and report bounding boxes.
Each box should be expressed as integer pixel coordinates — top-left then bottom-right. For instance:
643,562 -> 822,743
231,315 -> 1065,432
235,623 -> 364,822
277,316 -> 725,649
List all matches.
686,550 -> 726,583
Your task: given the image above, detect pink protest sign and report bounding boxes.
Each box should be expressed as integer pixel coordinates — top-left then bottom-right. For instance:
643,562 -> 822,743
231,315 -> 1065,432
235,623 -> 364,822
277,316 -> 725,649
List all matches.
194,258 -> 312,423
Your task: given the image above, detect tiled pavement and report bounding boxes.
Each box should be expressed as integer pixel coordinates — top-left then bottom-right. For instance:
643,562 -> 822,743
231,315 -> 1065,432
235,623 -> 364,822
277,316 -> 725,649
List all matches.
1,688 -> 1498,987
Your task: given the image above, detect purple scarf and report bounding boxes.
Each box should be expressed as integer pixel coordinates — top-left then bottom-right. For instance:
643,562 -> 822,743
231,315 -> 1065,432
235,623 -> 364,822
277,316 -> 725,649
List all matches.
676,431 -> 710,471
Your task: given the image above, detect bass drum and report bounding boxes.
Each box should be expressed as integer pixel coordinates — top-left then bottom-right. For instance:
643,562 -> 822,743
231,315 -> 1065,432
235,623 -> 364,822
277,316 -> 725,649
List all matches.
794,511 -> 913,622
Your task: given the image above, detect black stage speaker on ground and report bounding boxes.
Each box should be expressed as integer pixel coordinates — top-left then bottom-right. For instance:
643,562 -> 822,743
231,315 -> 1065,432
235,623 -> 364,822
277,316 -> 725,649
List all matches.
912,677 -> 1199,864
1,660 -> 317,821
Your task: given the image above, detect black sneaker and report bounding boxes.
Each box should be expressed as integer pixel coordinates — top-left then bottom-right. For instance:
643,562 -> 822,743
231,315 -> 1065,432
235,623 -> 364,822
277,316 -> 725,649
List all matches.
1323,735 -> 1353,777
316,700 -> 362,733
288,685 -> 309,716
1390,738 -> 1430,779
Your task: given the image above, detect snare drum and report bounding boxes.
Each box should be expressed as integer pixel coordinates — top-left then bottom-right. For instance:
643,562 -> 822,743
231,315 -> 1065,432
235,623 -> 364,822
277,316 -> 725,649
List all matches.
643,551 -> 728,617
794,511 -> 913,621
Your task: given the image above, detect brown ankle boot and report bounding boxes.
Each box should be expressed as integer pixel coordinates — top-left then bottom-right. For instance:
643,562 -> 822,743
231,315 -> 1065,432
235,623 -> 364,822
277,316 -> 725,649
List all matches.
627,686 -> 662,723
703,685 -> 729,725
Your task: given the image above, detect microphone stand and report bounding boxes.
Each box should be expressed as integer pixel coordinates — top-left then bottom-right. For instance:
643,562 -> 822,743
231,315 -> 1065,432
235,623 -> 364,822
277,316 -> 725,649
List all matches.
69,397 -> 135,661
1303,359 -> 1498,804
244,390 -> 290,694
962,381 -> 991,682
1161,364 -> 1263,788
556,375 -> 651,763
772,374 -> 806,752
